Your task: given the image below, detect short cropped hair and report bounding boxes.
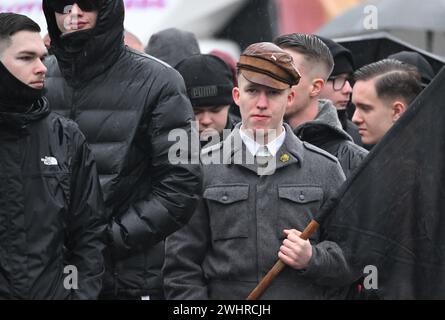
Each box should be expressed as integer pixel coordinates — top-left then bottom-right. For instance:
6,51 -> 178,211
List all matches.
0,12 -> 41,54
273,33 -> 334,80
354,59 -> 422,106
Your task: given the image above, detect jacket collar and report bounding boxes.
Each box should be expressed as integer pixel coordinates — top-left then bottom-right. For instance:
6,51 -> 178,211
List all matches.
295,99 -> 352,142
0,98 -> 50,139
220,123 -> 304,175
0,62 -> 44,112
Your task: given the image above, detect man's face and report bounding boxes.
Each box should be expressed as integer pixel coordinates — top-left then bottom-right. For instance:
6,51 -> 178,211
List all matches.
194,105 -> 230,139
0,31 -> 48,89
233,74 -> 294,136
54,3 -> 98,34
352,79 -> 395,145
282,49 -> 312,119
319,73 -> 353,110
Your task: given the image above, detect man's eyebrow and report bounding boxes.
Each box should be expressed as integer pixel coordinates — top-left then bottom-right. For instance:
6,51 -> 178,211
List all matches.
17,50 -> 49,57
245,83 -> 259,89
17,50 -> 39,55
355,103 -> 372,109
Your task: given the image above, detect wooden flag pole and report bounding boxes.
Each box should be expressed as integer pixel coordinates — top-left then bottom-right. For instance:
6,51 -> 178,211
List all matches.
246,220 -> 320,300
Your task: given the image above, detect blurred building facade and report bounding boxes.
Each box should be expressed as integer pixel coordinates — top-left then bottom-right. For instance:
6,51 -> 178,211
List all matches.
2,0 -> 441,59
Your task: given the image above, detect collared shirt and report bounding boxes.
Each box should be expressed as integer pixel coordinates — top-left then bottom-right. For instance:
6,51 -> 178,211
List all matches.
239,126 -> 286,157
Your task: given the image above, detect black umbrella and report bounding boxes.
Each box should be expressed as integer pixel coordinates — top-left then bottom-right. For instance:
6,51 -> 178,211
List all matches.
317,0 -> 445,53
320,66 -> 445,299
333,32 -> 445,77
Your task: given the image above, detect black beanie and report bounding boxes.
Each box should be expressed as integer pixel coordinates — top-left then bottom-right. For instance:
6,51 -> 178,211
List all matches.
387,51 -> 435,86
317,36 -> 355,76
176,54 -> 234,108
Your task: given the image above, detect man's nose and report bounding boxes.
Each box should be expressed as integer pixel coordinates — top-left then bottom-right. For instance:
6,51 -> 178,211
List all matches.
352,109 -> 362,125
198,112 -> 213,125
256,91 -> 268,109
342,80 -> 353,94
69,3 -> 83,14
35,59 -> 47,76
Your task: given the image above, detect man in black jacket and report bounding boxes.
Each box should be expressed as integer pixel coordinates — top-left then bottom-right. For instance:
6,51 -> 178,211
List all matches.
42,0 -> 201,299
0,12 -> 105,299
317,36 -> 363,146
274,33 -> 368,178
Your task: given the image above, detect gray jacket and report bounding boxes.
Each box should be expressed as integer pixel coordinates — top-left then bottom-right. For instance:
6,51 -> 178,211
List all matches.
163,124 -> 351,300
294,100 -> 368,178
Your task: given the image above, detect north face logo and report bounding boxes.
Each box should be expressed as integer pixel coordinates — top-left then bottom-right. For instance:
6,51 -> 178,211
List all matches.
41,156 -> 58,166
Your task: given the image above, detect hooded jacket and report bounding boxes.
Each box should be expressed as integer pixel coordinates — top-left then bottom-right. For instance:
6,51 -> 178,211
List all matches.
0,63 -> 105,299
42,0 -> 201,298
294,100 -> 368,178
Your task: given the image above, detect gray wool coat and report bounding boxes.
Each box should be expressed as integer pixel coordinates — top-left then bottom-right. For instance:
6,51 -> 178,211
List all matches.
163,124 -> 352,300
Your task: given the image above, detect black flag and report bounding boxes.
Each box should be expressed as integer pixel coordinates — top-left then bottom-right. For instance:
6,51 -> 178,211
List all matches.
321,66 -> 445,299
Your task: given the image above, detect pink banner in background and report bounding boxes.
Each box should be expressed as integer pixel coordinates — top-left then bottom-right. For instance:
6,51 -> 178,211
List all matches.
0,3 -> 40,13
0,0 -> 167,13
125,0 -> 166,9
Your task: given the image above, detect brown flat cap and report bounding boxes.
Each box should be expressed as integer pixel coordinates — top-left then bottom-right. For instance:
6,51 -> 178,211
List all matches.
237,42 -> 301,90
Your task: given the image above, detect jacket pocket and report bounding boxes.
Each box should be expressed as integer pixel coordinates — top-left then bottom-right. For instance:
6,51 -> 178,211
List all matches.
277,185 -> 323,240
42,172 -> 71,210
204,184 -> 250,241
40,172 -> 71,231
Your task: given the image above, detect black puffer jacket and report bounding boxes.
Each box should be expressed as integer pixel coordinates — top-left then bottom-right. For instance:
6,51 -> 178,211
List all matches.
0,99 -> 106,299
294,100 -> 368,178
43,0 -> 201,297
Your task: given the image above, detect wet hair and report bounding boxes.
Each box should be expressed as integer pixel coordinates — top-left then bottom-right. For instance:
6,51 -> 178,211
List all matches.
0,13 -> 41,54
354,59 -> 422,106
273,33 -> 334,80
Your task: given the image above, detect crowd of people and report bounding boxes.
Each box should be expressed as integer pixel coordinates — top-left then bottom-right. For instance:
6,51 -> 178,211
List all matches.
0,0 -> 433,299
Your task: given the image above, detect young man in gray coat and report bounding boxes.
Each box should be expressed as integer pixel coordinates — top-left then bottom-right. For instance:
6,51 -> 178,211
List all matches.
163,42 -> 352,300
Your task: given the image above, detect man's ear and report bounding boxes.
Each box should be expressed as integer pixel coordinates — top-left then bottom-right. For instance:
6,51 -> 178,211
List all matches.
288,87 -> 296,105
392,100 -> 406,122
232,87 -> 240,107
310,78 -> 325,97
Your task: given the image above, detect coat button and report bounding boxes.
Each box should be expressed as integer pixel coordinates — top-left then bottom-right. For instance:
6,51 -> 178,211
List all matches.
299,193 -> 305,201
221,195 -> 229,202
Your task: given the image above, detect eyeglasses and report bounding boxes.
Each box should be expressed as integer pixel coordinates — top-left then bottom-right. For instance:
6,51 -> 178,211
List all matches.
328,75 -> 353,91
50,0 -> 102,14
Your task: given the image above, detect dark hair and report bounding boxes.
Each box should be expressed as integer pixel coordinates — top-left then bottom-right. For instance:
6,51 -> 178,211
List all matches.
273,33 -> 334,79
0,13 -> 41,50
354,59 -> 422,106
